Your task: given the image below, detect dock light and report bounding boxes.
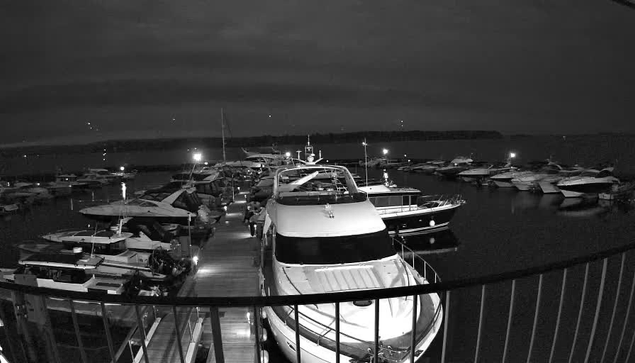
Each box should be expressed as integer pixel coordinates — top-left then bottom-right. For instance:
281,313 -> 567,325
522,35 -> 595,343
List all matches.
383,148 -> 389,156
120,166 -> 125,171
192,255 -> 199,265
193,152 -> 202,162
204,161 -> 209,166
285,151 -> 291,158
509,152 -> 517,159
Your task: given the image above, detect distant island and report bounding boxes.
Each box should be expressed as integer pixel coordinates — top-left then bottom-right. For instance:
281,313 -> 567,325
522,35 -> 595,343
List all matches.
0,130 -> 503,157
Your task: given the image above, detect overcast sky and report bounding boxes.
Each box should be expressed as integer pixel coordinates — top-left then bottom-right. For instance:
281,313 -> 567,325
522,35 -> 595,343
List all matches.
1,0 -> 634,146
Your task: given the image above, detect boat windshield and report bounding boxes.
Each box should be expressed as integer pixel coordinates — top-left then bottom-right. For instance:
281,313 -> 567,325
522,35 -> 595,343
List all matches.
275,230 -> 395,264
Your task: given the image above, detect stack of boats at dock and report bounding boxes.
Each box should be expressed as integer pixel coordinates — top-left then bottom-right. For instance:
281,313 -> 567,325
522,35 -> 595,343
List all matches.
0,167 -> 139,216
392,155 -> 632,201
3,165 -> 242,297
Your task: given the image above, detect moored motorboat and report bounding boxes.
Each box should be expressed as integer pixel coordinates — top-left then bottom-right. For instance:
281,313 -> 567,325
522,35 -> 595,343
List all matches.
434,156 -> 473,179
41,227 -> 190,282
557,167 -> 620,198
359,183 -> 465,235
79,188 -> 201,224
457,162 -> 512,183
260,164 -> 443,363
3,253 -> 136,295
489,169 -> 531,188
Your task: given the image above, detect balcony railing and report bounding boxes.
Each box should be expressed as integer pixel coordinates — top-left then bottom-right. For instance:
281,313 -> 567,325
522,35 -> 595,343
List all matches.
2,239 -> 635,362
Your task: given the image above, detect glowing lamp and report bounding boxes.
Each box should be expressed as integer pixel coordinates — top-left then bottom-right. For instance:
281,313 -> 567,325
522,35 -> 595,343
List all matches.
509,152 -> 517,159
120,166 -> 125,171
193,152 -> 202,162
285,151 -> 291,158
383,148 -> 389,156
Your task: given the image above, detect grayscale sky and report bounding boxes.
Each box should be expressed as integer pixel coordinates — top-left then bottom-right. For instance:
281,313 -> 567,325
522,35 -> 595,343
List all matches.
1,0 -> 634,146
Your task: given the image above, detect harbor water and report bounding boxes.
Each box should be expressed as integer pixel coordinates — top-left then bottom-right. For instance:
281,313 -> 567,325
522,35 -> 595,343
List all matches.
1,136 -> 635,362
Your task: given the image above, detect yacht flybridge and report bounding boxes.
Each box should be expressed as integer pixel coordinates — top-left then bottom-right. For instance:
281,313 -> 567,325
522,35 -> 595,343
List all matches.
259,164 -> 443,363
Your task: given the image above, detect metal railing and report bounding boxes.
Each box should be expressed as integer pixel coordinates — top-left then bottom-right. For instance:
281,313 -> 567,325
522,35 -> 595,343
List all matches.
2,240 -> 635,362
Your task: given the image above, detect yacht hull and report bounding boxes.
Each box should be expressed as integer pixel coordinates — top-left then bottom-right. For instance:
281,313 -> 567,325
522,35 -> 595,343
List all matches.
381,204 -> 460,235
264,292 -> 442,363
492,180 -> 514,188
558,182 -> 616,198
512,180 -> 534,191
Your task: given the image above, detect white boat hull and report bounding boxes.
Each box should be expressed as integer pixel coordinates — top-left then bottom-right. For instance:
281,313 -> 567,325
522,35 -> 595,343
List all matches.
265,293 -> 442,363
492,180 -> 514,188
560,189 -> 586,198
512,181 -> 534,191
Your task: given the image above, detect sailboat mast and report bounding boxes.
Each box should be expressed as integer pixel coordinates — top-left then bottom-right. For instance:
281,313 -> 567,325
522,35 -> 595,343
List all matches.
221,108 -> 226,162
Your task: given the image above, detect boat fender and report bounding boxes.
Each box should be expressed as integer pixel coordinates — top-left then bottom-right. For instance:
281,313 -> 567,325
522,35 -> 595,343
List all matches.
260,350 -> 269,363
429,219 -> 436,227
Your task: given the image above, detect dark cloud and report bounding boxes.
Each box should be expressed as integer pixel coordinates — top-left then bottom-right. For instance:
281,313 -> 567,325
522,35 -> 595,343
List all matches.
1,0 -> 634,145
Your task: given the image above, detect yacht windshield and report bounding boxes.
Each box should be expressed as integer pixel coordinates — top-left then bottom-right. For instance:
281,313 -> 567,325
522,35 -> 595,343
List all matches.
275,230 -> 395,264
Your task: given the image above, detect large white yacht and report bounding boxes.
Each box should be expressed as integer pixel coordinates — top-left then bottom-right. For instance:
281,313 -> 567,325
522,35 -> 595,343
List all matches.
259,164 -> 443,363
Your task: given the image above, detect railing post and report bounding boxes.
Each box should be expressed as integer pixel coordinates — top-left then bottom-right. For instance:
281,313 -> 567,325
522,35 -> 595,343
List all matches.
172,306 -> 186,363
254,306 -> 262,363
502,279 -> 516,363
335,302 -> 341,363
549,268 -> 568,363
209,306 -> 225,363
100,302 -> 117,363
69,299 -> 88,363
410,294 -> 419,363
584,258 -> 608,363
569,263 -> 590,363
474,285 -> 486,363
614,264 -> 635,363
374,298 -> 380,363
601,253 -> 626,363
526,274 -> 543,363
294,304 -> 302,363
39,296 -> 61,363
441,291 -> 451,363
134,304 -> 151,363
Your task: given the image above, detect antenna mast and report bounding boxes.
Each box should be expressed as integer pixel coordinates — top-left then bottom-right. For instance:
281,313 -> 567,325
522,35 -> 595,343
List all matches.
221,108 -> 226,162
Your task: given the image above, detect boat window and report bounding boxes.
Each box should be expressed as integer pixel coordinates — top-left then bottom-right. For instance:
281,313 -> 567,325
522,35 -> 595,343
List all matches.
275,230 -> 395,264
370,196 -> 387,207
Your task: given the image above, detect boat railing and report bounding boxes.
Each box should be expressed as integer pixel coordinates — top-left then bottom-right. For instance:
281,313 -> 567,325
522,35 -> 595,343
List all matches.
392,236 -> 442,284
4,240 -> 635,362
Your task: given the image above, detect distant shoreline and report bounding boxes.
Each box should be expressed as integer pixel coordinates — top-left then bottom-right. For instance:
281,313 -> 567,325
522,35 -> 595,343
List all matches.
0,130 -> 503,157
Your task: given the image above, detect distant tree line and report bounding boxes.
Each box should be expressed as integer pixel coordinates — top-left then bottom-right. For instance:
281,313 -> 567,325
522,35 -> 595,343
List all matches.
0,130 -> 502,157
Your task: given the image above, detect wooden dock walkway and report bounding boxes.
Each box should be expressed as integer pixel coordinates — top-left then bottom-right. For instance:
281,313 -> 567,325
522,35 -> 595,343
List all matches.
138,191 -> 259,363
